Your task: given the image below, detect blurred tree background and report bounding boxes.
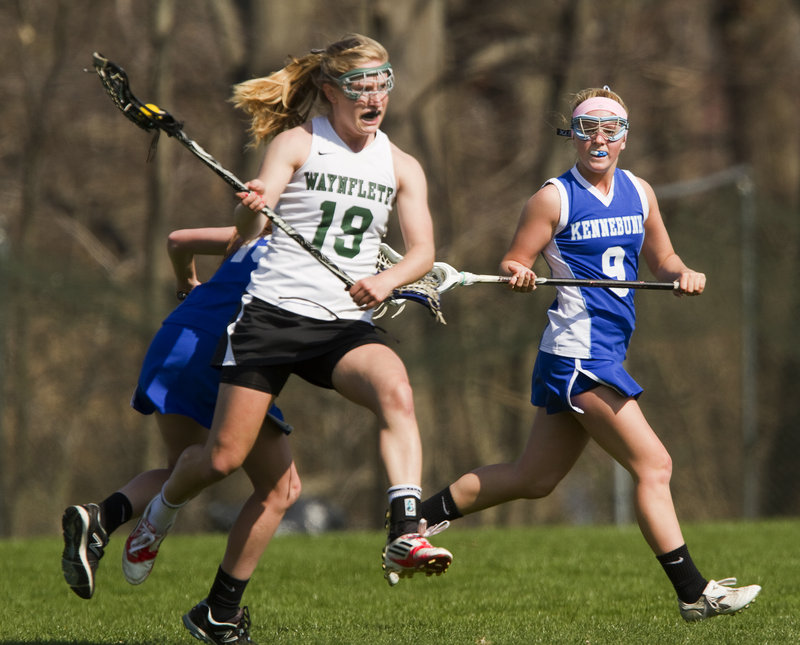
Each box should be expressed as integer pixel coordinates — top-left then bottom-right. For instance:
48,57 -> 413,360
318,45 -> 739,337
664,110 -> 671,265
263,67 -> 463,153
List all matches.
1,0 -> 798,537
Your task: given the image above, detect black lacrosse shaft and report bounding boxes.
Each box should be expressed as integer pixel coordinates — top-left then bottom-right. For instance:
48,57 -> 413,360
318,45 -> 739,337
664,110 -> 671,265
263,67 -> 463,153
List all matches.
536,277 -> 678,290
93,53 -> 355,288
169,130 -> 355,287
474,273 -> 677,290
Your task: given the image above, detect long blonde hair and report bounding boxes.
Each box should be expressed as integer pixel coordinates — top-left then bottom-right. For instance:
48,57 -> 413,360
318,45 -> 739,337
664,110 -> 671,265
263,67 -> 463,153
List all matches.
231,34 -> 390,145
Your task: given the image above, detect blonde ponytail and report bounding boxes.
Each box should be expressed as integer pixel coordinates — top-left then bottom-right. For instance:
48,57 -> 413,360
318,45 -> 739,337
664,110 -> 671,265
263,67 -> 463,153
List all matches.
231,34 -> 390,146
231,52 -> 323,145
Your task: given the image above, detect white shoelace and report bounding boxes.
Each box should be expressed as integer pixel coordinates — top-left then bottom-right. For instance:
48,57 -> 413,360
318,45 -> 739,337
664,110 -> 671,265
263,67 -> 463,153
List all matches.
712,577 -> 737,587
417,518 -> 450,538
707,578 -> 738,596
128,520 -> 159,554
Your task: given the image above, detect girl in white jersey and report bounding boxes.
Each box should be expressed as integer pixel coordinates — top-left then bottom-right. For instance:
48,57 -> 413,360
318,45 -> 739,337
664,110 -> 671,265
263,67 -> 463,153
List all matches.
420,87 -> 761,622
124,34 -> 451,644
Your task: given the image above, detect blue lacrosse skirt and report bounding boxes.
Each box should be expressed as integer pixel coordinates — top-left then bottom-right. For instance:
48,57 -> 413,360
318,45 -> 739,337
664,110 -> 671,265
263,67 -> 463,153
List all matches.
132,322 -> 283,429
531,351 -> 642,414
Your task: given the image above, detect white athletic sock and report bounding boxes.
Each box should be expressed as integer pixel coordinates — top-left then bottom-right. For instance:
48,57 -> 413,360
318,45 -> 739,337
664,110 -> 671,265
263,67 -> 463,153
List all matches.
387,484 -> 422,503
145,485 -> 185,532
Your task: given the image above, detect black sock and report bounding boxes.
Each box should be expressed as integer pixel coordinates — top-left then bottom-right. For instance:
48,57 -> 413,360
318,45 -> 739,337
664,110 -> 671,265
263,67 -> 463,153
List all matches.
208,566 -> 250,623
388,495 -> 421,540
420,486 -> 463,525
656,544 -> 708,603
99,492 -> 133,535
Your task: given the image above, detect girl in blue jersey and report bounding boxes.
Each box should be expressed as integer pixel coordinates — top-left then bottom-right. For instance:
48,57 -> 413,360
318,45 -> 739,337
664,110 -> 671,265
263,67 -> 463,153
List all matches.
421,87 -> 760,621
61,226 -> 299,616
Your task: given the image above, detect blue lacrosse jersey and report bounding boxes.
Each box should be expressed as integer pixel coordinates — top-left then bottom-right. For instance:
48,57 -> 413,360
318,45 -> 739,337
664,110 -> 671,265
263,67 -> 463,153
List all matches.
165,237 -> 270,334
132,236 -> 283,429
538,165 -> 649,361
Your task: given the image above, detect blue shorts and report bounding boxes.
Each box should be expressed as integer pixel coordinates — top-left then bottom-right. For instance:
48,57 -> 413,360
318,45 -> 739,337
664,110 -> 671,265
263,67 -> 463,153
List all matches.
531,351 -> 642,414
132,323 -> 284,430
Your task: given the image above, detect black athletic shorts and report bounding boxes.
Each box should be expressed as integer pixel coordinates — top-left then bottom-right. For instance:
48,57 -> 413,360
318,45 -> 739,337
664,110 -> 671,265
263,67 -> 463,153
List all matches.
214,295 -> 389,395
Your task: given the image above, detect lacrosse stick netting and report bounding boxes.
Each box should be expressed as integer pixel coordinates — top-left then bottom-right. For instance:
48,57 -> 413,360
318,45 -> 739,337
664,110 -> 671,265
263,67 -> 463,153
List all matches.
374,244 -> 446,324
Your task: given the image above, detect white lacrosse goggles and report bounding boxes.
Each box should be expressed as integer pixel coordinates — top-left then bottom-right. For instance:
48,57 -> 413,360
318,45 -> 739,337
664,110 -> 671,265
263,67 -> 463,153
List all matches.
571,115 -> 629,142
331,62 -> 394,101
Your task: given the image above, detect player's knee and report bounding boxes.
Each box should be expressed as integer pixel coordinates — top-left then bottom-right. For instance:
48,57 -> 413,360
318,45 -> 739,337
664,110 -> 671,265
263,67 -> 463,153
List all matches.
266,478 -> 301,517
287,472 -> 302,506
254,466 -> 301,513
518,476 -> 560,500
513,462 -> 564,499
276,479 -> 301,514
208,450 -> 245,481
379,379 -> 415,418
635,451 -> 673,488
274,469 -> 302,511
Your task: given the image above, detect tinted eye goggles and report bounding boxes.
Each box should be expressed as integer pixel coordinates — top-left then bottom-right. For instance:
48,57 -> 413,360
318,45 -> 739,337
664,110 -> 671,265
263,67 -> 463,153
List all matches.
331,62 -> 394,100
569,115 -> 628,142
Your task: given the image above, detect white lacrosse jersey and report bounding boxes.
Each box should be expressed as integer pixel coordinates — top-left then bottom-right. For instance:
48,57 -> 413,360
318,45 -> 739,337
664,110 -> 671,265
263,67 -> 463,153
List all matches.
246,116 -> 396,321
538,165 -> 649,361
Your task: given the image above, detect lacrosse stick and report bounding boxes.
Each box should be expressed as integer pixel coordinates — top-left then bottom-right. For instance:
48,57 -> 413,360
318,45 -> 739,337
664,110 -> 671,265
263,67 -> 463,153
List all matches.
91,53 -> 445,322
374,243 -> 678,322
436,265 -> 679,291
266,411 -> 293,435
91,52 -> 355,287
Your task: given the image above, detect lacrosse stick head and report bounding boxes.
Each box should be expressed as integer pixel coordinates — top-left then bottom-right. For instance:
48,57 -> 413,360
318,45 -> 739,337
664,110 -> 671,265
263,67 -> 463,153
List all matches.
374,244 -> 446,324
431,261 -> 467,293
92,53 -> 183,137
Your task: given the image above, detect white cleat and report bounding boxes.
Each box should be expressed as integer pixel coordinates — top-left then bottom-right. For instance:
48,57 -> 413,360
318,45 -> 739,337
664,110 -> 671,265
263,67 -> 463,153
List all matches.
679,577 -> 761,621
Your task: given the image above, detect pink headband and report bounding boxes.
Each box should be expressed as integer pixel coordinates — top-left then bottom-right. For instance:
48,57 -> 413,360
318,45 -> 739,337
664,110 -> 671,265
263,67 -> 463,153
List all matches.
572,97 -> 628,119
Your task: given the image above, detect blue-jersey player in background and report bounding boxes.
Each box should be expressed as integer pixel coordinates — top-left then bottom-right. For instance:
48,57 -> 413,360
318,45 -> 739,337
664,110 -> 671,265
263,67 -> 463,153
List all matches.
61,225 -> 298,620
420,86 -> 761,622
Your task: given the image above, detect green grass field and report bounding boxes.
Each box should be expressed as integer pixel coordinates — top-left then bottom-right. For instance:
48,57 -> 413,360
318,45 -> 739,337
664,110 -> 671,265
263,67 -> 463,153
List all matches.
1,519 -> 797,644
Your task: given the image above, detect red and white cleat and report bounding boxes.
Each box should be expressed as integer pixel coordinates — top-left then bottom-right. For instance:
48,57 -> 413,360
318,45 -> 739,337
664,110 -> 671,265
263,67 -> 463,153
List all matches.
382,519 -> 452,586
122,499 -> 174,585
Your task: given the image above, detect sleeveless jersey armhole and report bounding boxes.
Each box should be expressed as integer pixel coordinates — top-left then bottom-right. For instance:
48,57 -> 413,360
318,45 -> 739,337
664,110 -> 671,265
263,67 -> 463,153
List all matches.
298,117 -> 323,169
622,169 -> 650,222
544,178 -> 570,234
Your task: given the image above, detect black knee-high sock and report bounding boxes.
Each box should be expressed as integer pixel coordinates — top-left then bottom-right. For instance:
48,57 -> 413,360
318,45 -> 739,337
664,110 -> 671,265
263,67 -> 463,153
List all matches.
98,492 -> 133,535
420,486 -> 463,525
656,544 -> 707,603
208,566 -> 250,623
